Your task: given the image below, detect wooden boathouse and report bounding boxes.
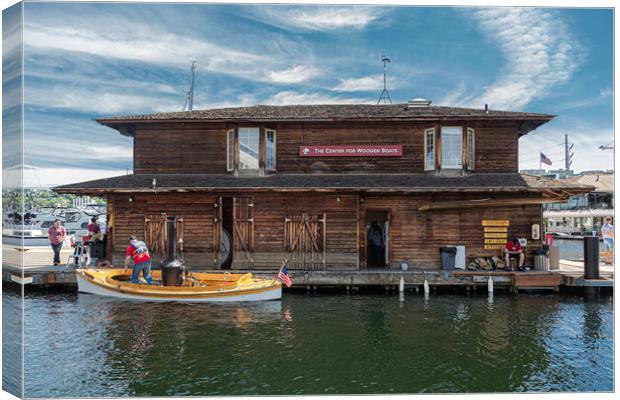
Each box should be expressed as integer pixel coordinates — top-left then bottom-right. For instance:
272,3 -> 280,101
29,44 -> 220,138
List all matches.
54,101 -> 592,276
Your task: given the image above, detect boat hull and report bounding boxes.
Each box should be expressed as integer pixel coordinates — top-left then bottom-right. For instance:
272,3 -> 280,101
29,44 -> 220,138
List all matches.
76,269 -> 282,303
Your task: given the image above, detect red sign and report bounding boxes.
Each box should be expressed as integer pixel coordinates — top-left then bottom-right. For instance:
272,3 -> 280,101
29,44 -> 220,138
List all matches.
299,145 -> 403,157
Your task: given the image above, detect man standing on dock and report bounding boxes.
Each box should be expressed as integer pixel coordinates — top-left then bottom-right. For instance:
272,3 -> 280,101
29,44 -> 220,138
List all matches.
124,235 -> 153,284
47,219 -> 67,266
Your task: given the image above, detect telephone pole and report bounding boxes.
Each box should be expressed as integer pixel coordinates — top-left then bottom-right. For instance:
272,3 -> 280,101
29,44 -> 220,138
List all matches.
183,61 -> 198,111
564,134 -> 574,173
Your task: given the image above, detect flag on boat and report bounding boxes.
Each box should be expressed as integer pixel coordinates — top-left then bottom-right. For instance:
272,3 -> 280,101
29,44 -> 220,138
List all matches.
540,152 -> 552,165
277,264 -> 293,288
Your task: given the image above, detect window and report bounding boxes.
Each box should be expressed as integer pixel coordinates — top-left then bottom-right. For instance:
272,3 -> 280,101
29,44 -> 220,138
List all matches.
467,128 -> 475,170
441,126 -> 462,169
424,128 -> 435,171
226,129 -> 234,172
265,129 -> 276,171
238,127 -> 260,170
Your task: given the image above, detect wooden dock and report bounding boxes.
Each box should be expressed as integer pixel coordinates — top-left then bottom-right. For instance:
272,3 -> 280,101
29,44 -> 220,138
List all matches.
2,245 -> 613,291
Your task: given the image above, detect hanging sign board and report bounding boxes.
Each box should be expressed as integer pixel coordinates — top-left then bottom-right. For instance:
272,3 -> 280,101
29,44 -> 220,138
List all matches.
299,145 -> 403,157
482,219 -> 510,250
481,220 -> 510,226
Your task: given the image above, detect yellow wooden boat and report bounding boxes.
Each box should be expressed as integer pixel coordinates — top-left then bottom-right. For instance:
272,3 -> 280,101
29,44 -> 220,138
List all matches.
76,268 -> 282,302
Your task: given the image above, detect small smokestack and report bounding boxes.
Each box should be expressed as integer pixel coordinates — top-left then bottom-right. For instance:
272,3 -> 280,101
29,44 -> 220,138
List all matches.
484,104 -> 489,113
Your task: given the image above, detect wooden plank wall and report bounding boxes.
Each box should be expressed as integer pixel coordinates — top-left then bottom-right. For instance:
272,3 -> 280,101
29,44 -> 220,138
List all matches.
108,192 -> 358,270
107,192 -> 541,270
131,120 -> 520,174
133,122 -> 228,174
108,193 -> 217,267
361,193 -> 542,268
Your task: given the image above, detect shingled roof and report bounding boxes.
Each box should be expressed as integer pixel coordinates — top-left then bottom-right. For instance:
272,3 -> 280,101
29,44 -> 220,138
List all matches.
96,104 -> 554,136
54,173 -> 592,196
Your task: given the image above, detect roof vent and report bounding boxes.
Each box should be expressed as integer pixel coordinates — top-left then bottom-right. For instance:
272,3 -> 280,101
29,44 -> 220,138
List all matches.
407,98 -> 432,109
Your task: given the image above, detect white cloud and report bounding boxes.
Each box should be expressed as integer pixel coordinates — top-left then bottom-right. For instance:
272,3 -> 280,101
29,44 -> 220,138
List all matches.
266,90 -> 370,105
456,8 -> 583,110
258,6 -> 384,31
267,65 -> 321,84
332,75 -> 385,92
22,168 -> 129,188
26,85 -> 183,114
551,87 -> 613,112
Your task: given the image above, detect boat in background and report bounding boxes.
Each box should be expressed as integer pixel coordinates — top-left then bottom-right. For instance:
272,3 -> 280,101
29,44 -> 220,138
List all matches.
2,204 -> 107,247
76,269 -> 282,302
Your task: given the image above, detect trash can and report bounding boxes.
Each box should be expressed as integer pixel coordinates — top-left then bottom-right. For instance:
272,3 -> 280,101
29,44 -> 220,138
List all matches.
533,249 -> 548,271
584,236 -> 599,279
440,246 -> 457,270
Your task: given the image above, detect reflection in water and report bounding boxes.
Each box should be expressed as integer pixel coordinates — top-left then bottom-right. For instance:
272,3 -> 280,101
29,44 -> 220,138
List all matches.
17,290 -> 613,397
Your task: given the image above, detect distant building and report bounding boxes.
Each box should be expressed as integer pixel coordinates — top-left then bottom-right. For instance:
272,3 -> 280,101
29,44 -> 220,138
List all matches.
519,169 -> 546,176
544,172 -> 614,234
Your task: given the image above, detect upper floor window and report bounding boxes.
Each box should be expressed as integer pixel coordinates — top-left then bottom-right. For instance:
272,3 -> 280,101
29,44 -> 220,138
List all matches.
441,126 -> 462,169
239,127 -> 260,171
467,128 -> 475,170
424,128 -> 435,171
227,127 -> 277,174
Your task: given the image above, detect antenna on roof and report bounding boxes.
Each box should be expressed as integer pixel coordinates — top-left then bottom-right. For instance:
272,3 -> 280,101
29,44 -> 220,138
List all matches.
377,54 -> 392,105
183,61 -> 198,111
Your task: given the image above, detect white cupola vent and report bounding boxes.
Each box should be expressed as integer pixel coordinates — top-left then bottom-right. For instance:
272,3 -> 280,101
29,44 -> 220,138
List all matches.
407,98 -> 432,109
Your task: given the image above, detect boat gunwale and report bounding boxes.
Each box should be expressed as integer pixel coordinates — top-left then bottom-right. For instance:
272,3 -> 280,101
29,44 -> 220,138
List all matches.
77,269 -> 281,298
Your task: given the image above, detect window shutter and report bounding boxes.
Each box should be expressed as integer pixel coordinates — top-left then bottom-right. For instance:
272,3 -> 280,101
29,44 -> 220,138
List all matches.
467,128 -> 475,170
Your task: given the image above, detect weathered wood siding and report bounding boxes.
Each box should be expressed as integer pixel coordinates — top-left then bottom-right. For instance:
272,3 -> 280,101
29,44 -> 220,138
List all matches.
106,191 -> 541,270
131,121 -> 520,174
108,193 -> 217,266
360,193 -> 542,268
133,123 -> 229,174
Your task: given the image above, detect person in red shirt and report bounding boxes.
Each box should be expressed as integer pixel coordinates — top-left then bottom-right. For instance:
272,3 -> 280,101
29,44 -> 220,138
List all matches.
503,238 -> 524,271
87,217 -> 101,236
47,219 -> 67,266
124,235 -> 153,284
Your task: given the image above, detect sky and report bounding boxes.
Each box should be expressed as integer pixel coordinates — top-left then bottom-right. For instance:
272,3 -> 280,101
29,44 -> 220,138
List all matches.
6,2 -> 615,186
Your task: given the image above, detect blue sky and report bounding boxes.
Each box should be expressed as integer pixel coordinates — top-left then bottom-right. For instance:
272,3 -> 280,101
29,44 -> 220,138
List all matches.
13,2 -> 614,186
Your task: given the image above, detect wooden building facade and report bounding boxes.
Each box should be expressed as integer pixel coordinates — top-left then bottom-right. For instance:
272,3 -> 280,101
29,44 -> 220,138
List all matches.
55,102 -> 592,271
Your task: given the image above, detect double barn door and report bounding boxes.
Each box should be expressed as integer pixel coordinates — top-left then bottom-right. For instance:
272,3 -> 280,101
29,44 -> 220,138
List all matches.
144,213 -> 184,263
284,213 -> 326,270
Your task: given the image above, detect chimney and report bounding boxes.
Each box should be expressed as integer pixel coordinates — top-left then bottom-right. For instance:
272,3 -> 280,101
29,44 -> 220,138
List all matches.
406,98 -> 432,109
484,104 -> 489,113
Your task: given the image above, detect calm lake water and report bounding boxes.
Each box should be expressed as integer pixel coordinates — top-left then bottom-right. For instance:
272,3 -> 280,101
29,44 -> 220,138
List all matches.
555,238 -> 604,261
2,287 -> 614,397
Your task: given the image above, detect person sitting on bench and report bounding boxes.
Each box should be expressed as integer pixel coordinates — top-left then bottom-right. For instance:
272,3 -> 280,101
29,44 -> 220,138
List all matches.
503,238 -> 524,271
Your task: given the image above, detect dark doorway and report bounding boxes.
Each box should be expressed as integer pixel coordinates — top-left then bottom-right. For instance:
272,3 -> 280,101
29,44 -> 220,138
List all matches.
220,197 -> 234,269
365,210 -> 389,268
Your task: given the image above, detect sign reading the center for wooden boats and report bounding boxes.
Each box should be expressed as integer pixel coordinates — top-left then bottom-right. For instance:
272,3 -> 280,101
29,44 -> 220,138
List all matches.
299,145 -> 403,157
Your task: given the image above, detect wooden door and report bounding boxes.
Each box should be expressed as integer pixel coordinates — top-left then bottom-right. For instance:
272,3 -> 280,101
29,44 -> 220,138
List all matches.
233,197 -> 254,268
213,197 -> 222,266
284,213 -> 326,270
145,213 -> 184,263
145,213 -> 167,262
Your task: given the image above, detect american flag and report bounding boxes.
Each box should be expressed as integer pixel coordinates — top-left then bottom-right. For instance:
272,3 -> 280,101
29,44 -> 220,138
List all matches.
277,265 -> 293,288
540,152 -> 552,165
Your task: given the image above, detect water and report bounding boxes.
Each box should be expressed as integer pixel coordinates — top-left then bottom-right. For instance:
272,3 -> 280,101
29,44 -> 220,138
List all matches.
3,288 -> 613,396
555,238 -> 600,261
